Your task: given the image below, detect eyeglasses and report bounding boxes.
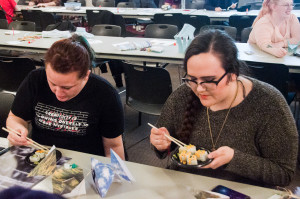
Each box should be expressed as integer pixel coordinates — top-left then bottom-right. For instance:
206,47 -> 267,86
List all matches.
182,72 -> 228,90
277,3 -> 295,8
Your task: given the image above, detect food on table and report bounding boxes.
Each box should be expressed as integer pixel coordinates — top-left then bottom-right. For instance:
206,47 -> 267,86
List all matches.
29,150 -> 47,165
176,144 -> 209,165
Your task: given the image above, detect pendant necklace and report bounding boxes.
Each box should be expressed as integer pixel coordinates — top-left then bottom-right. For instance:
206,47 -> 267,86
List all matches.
207,81 -> 239,151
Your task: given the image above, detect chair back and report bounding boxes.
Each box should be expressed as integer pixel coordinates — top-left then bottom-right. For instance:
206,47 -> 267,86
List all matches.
86,9 -> 126,36
200,25 -> 237,40
92,25 -> 121,36
241,27 -> 252,43
39,12 -> 56,31
153,13 -> 184,30
0,92 -> 14,137
0,19 -> 8,29
21,10 -> 42,31
93,0 -> 115,7
17,0 -> 30,5
229,15 -> 256,41
246,61 -> 289,101
182,15 -> 210,35
144,24 -> 178,39
8,21 -> 36,31
67,0 -> 86,6
117,2 -> 135,7
123,63 -> 172,115
0,57 -> 36,92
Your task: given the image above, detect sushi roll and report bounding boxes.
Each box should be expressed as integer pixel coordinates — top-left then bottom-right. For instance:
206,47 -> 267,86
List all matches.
186,144 -> 196,154
179,146 -> 187,154
179,151 -> 187,164
35,150 -> 46,159
29,154 -> 40,163
195,149 -> 208,162
187,155 -> 197,165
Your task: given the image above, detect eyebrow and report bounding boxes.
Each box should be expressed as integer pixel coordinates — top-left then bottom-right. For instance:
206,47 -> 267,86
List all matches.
48,80 -> 76,88
186,74 -> 216,79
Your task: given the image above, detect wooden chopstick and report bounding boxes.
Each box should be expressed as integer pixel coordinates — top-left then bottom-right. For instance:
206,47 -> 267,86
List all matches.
2,127 -> 49,151
147,123 -> 187,147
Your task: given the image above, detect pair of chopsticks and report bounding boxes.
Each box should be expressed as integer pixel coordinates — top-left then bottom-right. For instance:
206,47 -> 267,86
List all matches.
2,127 -> 49,152
147,123 -> 187,147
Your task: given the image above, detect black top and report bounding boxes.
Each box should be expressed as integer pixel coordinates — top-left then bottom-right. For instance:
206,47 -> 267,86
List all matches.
11,68 -> 124,156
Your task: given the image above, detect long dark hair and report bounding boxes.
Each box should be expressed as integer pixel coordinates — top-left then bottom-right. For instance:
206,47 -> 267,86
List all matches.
177,29 -> 246,144
45,34 -> 95,79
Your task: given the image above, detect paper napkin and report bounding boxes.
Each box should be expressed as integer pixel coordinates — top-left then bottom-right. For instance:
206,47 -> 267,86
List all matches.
91,149 -> 135,197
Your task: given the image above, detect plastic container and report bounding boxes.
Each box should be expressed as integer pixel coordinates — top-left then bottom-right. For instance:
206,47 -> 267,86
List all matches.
64,2 -> 81,11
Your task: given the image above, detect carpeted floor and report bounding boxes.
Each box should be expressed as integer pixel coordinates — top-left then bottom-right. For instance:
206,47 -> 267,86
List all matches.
99,63 -> 300,193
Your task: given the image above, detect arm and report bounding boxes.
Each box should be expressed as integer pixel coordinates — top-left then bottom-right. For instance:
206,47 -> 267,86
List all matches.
225,96 -> 298,186
252,22 -> 287,57
6,111 -> 30,146
103,135 -> 125,160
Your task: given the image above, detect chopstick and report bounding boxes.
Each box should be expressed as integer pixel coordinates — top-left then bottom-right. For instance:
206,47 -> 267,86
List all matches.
2,127 -> 49,152
147,123 -> 187,147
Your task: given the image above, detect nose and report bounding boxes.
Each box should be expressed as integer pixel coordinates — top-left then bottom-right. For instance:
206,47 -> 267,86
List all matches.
196,83 -> 206,92
54,87 -> 64,97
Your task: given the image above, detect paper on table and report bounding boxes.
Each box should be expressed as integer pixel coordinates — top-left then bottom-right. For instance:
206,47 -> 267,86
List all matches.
87,39 -> 102,44
42,30 -> 72,38
4,31 -> 21,35
150,39 -> 175,46
6,41 -> 23,45
91,149 -> 135,197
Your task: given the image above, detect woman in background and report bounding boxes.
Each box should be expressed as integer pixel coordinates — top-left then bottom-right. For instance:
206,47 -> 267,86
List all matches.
248,0 -> 300,57
0,0 -> 19,24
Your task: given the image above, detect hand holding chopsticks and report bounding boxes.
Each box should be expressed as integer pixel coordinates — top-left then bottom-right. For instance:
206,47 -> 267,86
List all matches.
2,126 -> 49,152
148,123 -> 187,148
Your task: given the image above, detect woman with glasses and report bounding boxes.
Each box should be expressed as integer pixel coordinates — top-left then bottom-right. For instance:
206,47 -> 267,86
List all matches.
150,29 -> 298,187
248,0 -> 300,57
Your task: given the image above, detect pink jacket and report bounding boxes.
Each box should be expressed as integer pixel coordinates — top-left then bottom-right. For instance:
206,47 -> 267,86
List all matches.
248,14 -> 300,49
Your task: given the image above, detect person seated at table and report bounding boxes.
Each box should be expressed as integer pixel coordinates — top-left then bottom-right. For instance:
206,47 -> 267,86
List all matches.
164,0 -> 181,9
204,0 -> 238,11
6,34 -> 125,160
150,29 -> 298,187
28,0 -> 61,7
248,0 -> 300,58
0,0 -> 19,24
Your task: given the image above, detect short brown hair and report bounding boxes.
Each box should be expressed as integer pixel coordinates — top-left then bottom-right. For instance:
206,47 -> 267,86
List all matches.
45,35 -> 95,79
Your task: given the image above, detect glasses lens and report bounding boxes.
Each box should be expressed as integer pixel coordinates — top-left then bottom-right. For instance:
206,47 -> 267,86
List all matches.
201,83 -> 217,90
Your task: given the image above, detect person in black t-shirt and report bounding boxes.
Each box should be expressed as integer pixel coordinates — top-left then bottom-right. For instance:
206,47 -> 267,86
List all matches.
6,35 -> 125,159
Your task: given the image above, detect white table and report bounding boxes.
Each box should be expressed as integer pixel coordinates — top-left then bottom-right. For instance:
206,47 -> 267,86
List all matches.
18,6 -> 196,18
0,137 -> 284,198
0,30 -> 299,72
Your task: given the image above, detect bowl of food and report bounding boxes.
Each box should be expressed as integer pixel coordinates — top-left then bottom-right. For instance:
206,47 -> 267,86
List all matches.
25,149 -> 62,167
171,144 -> 212,168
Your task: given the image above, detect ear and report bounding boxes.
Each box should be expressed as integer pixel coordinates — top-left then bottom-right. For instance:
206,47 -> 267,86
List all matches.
84,70 -> 91,81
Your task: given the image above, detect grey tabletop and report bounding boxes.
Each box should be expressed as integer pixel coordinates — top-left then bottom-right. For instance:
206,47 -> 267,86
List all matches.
0,137 -> 283,198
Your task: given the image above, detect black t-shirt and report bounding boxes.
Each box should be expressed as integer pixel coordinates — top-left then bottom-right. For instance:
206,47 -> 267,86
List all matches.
11,68 -> 124,156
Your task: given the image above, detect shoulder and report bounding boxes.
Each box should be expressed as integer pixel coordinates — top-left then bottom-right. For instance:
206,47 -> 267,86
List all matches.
163,84 -> 190,109
88,73 -> 119,97
26,68 -> 46,83
289,14 -> 300,24
253,15 -> 273,27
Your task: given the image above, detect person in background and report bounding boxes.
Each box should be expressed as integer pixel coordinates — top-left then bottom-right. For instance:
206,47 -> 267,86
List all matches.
6,34 -> 125,160
28,0 -> 61,6
0,0 -> 19,24
150,29 -> 298,187
164,0 -> 181,9
248,0 -> 300,58
204,0 -> 238,11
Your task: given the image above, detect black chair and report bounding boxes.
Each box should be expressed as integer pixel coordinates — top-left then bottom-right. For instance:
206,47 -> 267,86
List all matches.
241,27 -> 252,43
246,61 -> 296,105
8,21 -> 36,31
86,9 -> 127,36
66,0 -> 86,6
144,24 -> 178,39
21,10 -> 42,31
0,19 -> 8,29
0,10 -> 6,20
39,12 -> 56,31
17,0 -> 30,5
92,0 -> 115,7
117,2 -> 136,7
229,15 -> 256,41
0,57 -> 36,93
92,24 -> 121,36
200,25 -> 237,40
0,92 -> 15,137
182,15 -> 210,35
123,63 -> 173,126
153,13 -> 184,31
